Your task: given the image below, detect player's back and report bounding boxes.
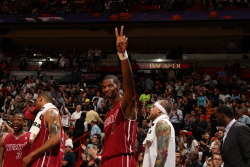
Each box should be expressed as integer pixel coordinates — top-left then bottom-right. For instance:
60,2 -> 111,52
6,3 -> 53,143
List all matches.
29,112 -> 65,167
3,132 -> 30,167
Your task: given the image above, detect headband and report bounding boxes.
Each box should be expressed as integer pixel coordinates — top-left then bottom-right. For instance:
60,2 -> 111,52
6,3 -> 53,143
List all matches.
155,102 -> 168,115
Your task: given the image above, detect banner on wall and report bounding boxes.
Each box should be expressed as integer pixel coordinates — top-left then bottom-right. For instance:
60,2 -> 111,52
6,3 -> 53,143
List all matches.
9,71 -> 38,81
137,63 -> 190,69
72,72 -> 101,83
40,71 -> 72,83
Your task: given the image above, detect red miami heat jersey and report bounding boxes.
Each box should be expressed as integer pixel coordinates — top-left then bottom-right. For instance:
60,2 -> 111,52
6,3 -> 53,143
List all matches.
102,101 -> 137,158
29,111 -> 65,167
3,132 -> 31,167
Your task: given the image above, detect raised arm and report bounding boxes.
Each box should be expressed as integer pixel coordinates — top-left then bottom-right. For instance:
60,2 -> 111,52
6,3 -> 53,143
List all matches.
154,120 -> 171,167
115,26 -> 136,120
22,109 -> 62,167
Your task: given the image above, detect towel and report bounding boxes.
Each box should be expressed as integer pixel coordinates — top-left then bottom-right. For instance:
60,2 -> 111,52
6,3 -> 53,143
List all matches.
29,103 -> 58,138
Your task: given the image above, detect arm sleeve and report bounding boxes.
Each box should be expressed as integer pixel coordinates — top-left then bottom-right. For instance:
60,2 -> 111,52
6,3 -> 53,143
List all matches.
95,113 -> 103,124
238,125 -> 250,166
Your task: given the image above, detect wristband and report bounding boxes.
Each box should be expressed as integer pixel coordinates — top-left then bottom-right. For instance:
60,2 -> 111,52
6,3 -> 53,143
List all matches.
118,50 -> 128,60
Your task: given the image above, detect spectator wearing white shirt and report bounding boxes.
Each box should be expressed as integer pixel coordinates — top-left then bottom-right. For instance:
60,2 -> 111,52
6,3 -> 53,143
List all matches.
60,102 -> 71,131
70,105 -> 82,127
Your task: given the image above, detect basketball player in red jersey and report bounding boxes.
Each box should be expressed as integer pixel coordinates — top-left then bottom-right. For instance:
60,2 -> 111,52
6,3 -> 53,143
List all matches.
0,113 -> 31,167
22,91 -> 65,167
101,26 -> 137,167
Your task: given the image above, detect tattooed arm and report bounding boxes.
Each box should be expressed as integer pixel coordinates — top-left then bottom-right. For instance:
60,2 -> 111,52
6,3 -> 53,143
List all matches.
22,109 -> 62,167
154,120 -> 171,167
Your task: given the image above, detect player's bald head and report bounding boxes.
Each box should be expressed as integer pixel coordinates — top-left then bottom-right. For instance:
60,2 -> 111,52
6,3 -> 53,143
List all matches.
103,75 -> 121,85
38,91 -> 53,103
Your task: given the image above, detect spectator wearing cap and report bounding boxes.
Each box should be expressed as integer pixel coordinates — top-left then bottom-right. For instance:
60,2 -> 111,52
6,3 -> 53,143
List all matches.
82,98 -> 91,111
22,99 -> 36,129
63,139 -> 76,167
75,88 -> 85,104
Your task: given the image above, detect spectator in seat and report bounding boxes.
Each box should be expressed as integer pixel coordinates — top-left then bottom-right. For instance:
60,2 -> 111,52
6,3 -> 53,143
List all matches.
22,99 -> 36,129
185,151 -> 203,167
136,152 -> 144,167
212,153 -> 223,167
186,132 -> 199,153
137,118 -> 150,150
139,89 -> 151,117
86,108 -> 103,125
192,114 -> 209,131
210,130 -> 224,151
202,72 -> 211,89
237,107 -> 250,126
177,141 -> 188,161
145,75 -> 154,91
176,150 -> 184,167
169,102 -> 183,137
97,101 -> 108,122
197,91 -> 209,113
70,105 -> 83,127
90,121 -> 101,138
200,132 -> 212,163
91,91 -> 104,111
82,98 -> 91,112
63,139 -> 76,167
55,92 -> 64,109
206,158 -> 213,167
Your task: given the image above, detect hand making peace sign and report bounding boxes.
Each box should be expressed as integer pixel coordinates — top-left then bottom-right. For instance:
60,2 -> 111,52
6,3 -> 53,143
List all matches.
115,26 -> 128,53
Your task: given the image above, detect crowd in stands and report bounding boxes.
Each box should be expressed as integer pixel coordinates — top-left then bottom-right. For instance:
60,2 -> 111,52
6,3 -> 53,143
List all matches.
0,0 -> 250,14
0,57 -> 249,166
